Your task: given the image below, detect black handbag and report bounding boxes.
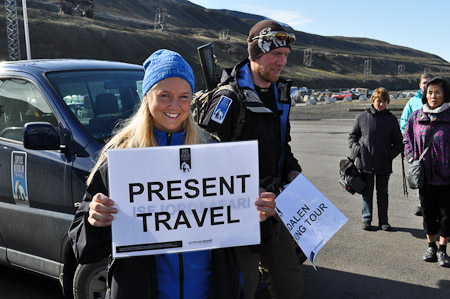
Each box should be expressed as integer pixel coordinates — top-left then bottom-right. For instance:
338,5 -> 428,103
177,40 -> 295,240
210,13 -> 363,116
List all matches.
339,158 -> 367,194
407,126 -> 439,189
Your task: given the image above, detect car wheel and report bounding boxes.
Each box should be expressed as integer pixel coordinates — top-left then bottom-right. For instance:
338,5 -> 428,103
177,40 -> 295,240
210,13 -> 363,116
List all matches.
73,261 -> 108,299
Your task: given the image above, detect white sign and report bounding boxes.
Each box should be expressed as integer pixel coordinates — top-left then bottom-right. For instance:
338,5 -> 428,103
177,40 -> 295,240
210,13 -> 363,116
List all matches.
108,141 -> 260,258
276,174 -> 348,267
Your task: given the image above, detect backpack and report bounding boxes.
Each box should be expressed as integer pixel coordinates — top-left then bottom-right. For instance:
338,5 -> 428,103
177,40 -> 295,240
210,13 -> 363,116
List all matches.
339,158 -> 367,194
191,83 -> 246,141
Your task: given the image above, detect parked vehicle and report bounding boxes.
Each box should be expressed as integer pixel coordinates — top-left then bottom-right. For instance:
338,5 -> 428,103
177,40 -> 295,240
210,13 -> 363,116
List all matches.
348,90 -> 361,99
353,87 -> 369,97
291,86 -> 309,103
290,86 -> 300,103
331,91 -> 353,100
0,59 -> 144,298
299,86 -> 308,95
290,86 -> 298,97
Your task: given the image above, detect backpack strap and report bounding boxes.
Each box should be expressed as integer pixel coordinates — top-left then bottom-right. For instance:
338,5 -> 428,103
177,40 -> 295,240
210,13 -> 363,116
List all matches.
212,83 -> 246,141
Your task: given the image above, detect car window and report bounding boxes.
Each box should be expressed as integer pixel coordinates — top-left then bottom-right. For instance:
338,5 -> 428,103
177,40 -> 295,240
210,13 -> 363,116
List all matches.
0,79 -> 57,142
46,70 -> 143,142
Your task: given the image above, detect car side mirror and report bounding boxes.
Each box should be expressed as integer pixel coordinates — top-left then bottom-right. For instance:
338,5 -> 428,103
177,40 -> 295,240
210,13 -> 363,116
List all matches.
23,122 -> 60,150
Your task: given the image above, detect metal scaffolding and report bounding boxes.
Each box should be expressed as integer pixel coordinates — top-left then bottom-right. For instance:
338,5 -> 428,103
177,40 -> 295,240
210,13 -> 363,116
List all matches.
219,29 -> 228,40
303,48 -> 313,67
364,59 -> 372,77
154,10 -> 166,31
5,0 -> 21,61
398,64 -> 405,77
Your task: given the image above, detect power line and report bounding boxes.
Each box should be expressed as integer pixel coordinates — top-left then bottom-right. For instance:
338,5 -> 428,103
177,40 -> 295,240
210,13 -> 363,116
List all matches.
293,46 -> 450,70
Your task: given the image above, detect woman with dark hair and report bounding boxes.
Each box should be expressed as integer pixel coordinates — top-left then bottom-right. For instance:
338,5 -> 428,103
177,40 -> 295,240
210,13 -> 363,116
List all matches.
404,77 -> 450,268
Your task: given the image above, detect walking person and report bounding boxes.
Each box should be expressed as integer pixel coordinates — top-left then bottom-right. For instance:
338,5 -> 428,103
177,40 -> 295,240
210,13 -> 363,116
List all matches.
400,73 -> 435,216
200,20 -> 303,299
349,87 -> 403,231
68,49 -> 278,299
404,77 -> 450,268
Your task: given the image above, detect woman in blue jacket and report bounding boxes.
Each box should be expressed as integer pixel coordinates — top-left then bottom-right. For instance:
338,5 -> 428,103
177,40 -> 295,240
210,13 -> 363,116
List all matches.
68,49 -> 277,299
349,87 -> 403,231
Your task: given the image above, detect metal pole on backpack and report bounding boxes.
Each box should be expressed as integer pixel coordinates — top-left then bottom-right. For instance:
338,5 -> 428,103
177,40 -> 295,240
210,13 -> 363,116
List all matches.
197,43 -> 220,91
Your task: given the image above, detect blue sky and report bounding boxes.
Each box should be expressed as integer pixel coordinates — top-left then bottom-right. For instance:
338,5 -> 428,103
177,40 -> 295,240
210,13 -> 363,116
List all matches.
189,0 -> 450,63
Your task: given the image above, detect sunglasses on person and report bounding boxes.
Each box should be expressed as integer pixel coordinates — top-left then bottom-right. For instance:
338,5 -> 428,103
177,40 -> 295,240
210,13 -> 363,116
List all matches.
251,31 -> 296,43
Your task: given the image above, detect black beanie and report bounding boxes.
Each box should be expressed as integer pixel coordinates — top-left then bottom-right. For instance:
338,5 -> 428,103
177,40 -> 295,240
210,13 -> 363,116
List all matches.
247,20 -> 292,60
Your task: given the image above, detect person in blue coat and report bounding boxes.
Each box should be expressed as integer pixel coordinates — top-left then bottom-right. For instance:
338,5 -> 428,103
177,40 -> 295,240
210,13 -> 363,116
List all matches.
68,49 -> 277,299
399,73 -> 434,216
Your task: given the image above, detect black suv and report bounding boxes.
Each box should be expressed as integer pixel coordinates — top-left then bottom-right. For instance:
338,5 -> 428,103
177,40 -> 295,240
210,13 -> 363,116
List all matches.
0,59 -> 144,298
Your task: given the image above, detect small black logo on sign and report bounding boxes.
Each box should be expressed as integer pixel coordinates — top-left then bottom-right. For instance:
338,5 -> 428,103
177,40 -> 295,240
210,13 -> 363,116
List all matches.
180,148 -> 191,172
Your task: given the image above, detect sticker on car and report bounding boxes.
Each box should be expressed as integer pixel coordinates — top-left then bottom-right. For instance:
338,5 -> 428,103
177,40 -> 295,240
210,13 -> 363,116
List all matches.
11,151 -> 29,206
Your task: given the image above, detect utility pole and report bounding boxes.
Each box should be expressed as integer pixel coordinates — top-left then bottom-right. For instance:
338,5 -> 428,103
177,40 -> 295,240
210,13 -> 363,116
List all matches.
5,0 -> 21,60
22,0 -> 31,60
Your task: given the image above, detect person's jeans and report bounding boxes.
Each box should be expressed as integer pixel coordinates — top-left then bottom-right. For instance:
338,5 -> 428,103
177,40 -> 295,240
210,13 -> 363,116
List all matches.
361,173 -> 390,225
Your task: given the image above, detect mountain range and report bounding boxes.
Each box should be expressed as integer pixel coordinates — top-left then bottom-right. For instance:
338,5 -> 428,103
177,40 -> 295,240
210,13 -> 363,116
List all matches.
0,0 -> 449,90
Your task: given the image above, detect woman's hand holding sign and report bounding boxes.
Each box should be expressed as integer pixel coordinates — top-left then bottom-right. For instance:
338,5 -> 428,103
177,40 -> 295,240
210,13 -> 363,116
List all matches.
256,192 -> 277,222
88,193 -> 118,227
88,191 -> 277,226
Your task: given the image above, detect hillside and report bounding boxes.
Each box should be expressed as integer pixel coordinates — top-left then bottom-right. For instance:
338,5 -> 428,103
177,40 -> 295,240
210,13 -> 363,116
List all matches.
0,0 -> 449,90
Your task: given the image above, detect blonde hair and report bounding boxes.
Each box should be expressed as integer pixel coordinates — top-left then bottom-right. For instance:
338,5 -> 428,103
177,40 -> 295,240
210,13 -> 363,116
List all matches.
371,87 -> 390,104
87,84 -> 210,184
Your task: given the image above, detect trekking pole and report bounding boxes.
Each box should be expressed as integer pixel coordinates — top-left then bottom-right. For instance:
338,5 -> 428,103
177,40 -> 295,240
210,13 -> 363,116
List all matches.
401,152 -> 408,198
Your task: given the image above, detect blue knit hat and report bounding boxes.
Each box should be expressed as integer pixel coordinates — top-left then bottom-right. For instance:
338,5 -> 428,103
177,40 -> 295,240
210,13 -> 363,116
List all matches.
142,49 -> 195,96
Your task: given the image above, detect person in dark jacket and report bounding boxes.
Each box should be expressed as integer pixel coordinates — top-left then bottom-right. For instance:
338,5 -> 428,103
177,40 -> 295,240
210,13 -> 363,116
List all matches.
349,87 -> 403,231
68,49 -> 278,299
404,77 -> 450,268
201,20 -> 303,299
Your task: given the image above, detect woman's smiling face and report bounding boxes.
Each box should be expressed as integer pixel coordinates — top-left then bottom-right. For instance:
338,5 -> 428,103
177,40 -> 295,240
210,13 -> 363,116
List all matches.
146,77 -> 192,133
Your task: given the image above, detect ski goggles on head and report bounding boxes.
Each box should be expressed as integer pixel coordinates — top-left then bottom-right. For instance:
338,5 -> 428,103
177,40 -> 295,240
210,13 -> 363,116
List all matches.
251,31 -> 296,43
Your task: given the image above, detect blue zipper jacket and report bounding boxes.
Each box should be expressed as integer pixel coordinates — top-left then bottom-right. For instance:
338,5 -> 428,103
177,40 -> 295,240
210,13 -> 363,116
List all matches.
153,129 -> 211,299
400,89 -> 423,133
235,63 -> 291,171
